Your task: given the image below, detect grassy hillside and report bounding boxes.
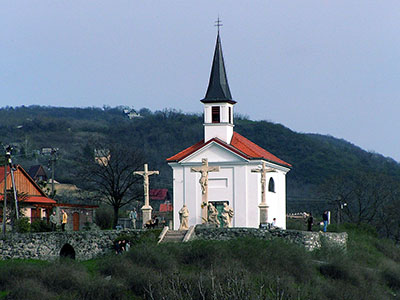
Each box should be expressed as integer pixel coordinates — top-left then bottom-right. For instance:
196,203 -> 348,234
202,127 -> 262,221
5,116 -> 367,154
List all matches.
0,225 -> 400,299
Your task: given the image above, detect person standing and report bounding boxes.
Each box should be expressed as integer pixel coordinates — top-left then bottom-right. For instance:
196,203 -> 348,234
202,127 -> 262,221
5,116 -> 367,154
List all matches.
61,209 -> 68,231
50,211 -> 57,231
307,213 -> 314,231
322,211 -> 329,232
129,209 -> 137,229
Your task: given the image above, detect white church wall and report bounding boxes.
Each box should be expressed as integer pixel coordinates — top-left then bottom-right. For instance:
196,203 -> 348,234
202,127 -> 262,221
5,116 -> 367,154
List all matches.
171,164 -> 183,230
183,166 -> 202,228
208,167 -> 233,204
171,155 -> 289,230
204,124 -> 234,144
232,165 -> 247,227
246,165 -> 261,228
183,143 -> 243,164
260,170 -> 287,229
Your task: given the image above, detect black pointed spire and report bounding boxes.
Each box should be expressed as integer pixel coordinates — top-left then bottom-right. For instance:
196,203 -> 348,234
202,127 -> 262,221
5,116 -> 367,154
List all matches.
201,31 -> 236,104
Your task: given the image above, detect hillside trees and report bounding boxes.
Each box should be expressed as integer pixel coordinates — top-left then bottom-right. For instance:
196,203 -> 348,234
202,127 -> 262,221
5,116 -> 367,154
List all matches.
75,141 -> 145,227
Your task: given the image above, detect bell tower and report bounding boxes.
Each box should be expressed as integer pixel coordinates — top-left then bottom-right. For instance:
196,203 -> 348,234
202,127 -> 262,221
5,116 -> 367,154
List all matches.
201,20 -> 236,144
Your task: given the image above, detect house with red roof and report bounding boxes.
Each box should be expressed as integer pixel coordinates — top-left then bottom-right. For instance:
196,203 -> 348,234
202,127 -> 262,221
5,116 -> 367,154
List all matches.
167,30 -> 291,229
0,165 -> 56,224
1,165 -> 98,231
150,189 -> 172,211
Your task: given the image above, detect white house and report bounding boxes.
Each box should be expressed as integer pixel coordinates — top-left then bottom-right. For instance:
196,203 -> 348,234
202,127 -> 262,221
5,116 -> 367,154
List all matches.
167,31 -> 291,229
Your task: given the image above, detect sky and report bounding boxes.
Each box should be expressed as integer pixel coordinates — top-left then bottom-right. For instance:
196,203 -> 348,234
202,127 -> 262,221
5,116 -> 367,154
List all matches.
1,1 -> 400,161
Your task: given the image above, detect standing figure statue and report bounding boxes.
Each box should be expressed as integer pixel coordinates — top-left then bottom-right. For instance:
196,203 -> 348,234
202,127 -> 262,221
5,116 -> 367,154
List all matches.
129,208 -> 137,229
178,204 -> 189,230
221,202 -> 234,228
207,203 -> 220,226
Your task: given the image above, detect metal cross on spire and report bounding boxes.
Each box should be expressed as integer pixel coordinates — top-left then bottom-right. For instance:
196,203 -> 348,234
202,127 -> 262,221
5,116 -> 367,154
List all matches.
215,17 -> 223,34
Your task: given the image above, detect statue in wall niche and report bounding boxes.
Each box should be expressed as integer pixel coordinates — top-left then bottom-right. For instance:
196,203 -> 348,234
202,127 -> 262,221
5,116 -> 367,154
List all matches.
207,203 -> 220,226
221,203 -> 234,228
178,204 -> 189,231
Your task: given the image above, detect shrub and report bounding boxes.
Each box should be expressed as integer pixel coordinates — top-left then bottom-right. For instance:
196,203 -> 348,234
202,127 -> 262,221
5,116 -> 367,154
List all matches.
319,262 -> 351,281
7,279 -> 55,300
374,239 -> 400,263
15,217 -> 30,233
94,206 -> 113,229
30,219 -> 51,232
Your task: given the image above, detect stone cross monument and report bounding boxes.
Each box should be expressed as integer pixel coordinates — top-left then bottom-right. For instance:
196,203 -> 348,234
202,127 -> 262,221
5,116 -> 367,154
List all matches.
191,158 -> 220,223
251,162 -> 276,226
134,164 -> 159,226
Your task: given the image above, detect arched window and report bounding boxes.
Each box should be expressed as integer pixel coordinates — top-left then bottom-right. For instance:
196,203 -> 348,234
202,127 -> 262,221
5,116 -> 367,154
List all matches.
268,178 -> 275,193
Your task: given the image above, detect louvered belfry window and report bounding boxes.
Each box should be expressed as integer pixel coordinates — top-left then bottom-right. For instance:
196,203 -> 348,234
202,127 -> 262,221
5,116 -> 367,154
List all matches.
212,106 -> 220,123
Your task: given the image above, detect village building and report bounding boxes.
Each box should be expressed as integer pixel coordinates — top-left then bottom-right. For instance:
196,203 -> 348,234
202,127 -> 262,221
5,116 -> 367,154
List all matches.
167,31 -> 291,229
149,188 -> 171,211
28,165 -> 48,183
1,165 -> 56,224
0,165 -> 97,231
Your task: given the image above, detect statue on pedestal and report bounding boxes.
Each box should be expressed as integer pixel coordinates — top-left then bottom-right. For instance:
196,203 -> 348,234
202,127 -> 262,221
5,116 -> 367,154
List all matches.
221,203 -> 234,228
178,204 -> 189,230
207,203 -> 220,226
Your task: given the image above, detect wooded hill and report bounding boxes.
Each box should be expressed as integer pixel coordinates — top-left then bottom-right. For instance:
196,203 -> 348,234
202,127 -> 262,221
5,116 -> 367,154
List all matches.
0,105 -> 399,213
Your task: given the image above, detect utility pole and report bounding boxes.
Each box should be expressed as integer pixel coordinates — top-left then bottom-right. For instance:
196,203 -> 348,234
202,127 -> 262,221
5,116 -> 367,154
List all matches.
2,146 -> 11,236
49,148 -> 58,198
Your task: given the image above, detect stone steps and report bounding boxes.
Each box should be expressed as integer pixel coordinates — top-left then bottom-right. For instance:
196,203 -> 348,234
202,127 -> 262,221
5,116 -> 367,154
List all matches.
160,230 -> 187,243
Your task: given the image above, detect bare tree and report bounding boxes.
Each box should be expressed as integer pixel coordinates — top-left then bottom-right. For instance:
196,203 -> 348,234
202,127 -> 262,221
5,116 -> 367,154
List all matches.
76,142 -> 145,227
319,171 -> 396,225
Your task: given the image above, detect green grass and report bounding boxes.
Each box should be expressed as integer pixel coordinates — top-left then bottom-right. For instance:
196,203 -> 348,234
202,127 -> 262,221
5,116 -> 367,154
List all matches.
1,224 -> 400,299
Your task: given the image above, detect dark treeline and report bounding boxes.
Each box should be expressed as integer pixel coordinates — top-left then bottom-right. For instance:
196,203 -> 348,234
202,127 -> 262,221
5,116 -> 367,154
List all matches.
1,105 -> 400,236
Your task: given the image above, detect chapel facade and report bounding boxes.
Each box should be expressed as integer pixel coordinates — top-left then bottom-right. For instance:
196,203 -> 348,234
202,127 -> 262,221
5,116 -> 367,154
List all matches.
167,31 -> 291,229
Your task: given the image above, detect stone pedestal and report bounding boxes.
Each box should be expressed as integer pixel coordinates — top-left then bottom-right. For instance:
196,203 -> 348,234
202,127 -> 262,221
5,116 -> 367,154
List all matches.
258,203 -> 269,225
141,205 -> 153,227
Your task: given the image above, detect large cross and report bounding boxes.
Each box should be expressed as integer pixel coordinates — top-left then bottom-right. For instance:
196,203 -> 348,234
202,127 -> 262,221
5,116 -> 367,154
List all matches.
251,162 -> 276,225
191,158 -> 220,223
134,164 -> 159,226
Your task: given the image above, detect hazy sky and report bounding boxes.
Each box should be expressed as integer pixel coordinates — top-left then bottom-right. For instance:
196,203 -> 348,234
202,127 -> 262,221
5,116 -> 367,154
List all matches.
1,1 -> 400,161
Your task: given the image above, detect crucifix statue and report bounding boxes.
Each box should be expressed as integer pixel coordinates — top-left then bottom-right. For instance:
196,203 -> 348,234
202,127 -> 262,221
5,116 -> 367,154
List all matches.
251,162 -> 276,226
134,164 -> 159,226
191,158 -> 220,223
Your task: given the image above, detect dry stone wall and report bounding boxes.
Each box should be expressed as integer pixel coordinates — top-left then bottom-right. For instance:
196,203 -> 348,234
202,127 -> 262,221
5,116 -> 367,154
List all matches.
0,227 -> 347,261
0,229 -> 145,261
194,226 -> 348,251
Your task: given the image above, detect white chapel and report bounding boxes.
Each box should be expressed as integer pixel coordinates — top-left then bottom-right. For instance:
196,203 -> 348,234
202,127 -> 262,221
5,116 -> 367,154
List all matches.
167,31 -> 291,229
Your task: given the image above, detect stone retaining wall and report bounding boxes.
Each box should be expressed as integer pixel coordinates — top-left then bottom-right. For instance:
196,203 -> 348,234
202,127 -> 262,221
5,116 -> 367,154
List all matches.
0,227 -> 347,261
0,229 -> 146,261
194,226 -> 348,251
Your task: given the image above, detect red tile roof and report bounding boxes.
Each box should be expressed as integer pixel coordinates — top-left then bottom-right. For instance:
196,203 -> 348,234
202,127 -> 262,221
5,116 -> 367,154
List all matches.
24,196 -> 57,204
0,166 -> 10,183
0,195 -> 56,204
150,189 -> 170,201
231,132 -> 291,167
159,203 -> 173,212
1,165 -> 57,205
166,140 -> 205,162
166,132 -> 291,167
